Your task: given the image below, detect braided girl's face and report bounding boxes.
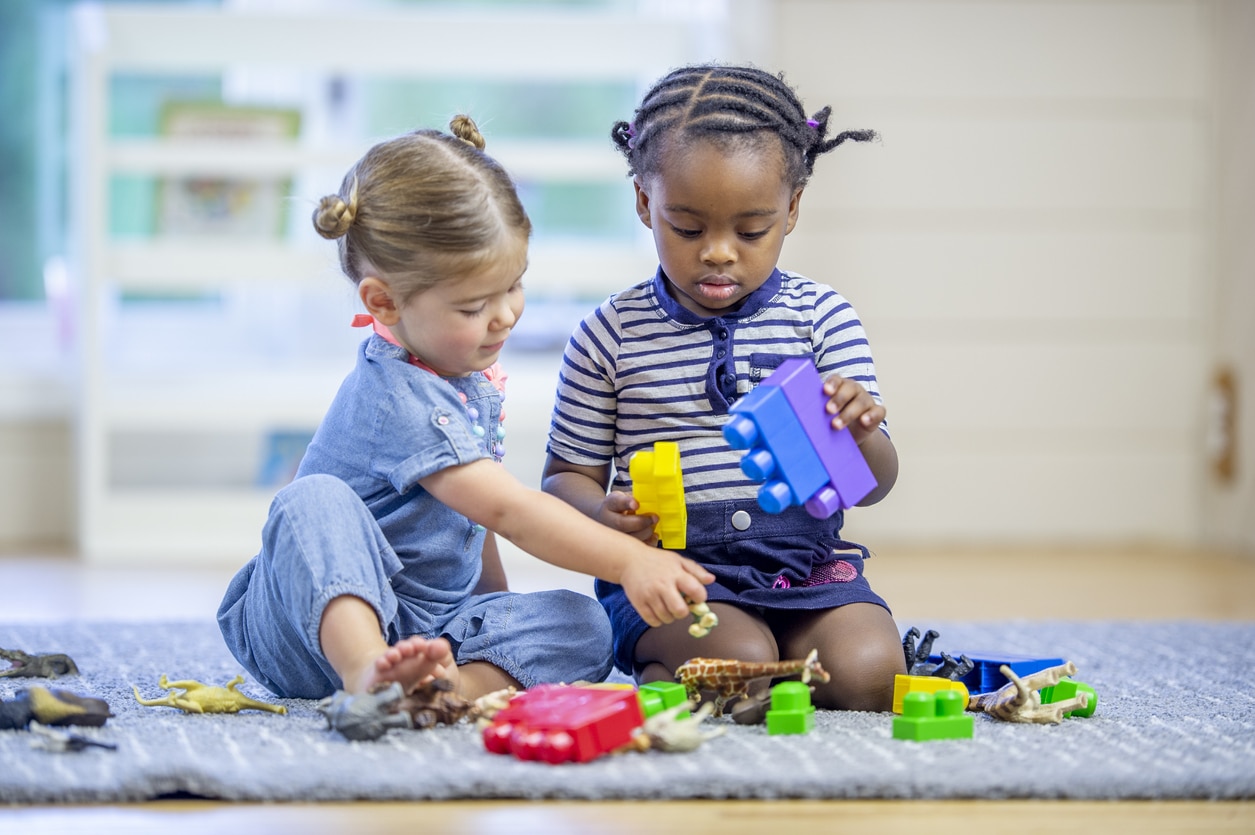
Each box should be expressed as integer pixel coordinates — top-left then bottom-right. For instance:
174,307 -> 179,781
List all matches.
634,138 -> 800,318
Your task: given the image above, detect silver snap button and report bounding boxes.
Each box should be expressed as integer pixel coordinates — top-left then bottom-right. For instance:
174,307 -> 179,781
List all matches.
731,510 -> 752,531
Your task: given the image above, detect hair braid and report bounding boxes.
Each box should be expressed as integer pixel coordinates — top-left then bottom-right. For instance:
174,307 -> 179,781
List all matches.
614,63 -> 877,188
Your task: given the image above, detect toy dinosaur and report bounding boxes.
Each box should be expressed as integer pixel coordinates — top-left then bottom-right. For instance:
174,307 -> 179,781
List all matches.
687,600 -> 719,638
968,661 -> 1090,724
625,700 -> 725,753
132,674 -> 287,715
0,647 -> 79,679
675,648 -> 830,714
0,686 -> 112,729
902,627 -> 974,680
28,721 -> 117,753
318,679 -> 515,740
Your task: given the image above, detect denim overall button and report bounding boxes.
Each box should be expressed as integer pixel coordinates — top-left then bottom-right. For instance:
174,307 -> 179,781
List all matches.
731,510 -> 752,531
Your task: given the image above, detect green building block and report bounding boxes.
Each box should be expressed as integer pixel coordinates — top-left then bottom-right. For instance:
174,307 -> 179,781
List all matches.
1040,678 -> 1097,718
766,681 -> 815,735
892,690 -> 974,741
638,681 -> 690,719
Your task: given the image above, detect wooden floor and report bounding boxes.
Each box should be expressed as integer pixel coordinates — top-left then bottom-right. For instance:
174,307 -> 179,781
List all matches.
1,543 -> 1253,833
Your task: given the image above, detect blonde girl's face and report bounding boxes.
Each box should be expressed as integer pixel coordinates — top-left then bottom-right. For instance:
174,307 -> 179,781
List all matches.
389,233 -> 528,377
634,138 -> 801,318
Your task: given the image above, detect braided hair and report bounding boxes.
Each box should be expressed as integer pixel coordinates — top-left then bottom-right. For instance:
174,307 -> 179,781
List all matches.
612,64 -> 875,189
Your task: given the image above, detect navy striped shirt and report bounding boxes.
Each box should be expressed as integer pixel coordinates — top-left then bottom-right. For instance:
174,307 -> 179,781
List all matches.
547,268 -> 885,505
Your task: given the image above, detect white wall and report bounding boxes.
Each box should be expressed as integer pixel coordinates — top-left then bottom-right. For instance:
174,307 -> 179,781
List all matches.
1,0 -> 1250,556
1206,0 -> 1255,551
772,0 -> 1222,547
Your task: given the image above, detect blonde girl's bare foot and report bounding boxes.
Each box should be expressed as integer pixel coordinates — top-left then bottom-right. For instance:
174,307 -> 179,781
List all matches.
350,636 -> 459,696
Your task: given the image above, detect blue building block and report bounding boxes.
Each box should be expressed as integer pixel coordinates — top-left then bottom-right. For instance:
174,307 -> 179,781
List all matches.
763,358 -> 877,512
723,358 -> 877,518
724,383 -> 830,514
931,652 -> 1067,695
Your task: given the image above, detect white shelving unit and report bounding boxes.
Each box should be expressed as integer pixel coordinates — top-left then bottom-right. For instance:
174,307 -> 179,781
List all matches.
69,3 -> 725,564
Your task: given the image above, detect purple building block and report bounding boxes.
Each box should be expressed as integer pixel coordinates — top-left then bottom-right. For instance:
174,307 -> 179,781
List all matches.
724,383 -> 830,514
763,358 -> 877,512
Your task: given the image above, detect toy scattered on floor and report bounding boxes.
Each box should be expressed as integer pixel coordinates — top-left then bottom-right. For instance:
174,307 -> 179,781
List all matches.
630,440 -> 687,549
675,648 -> 830,714
0,647 -> 80,679
765,681 -> 816,735
930,650 -> 1067,695
0,686 -> 111,729
318,679 -> 515,741
891,674 -> 971,715
968,661 -> 1090,724
687,599 -> 719,638
638,680 -> 690,719
1040,677 -> 1098,718
893,690 -> 974,741
132,674 -> 287,715
318,683 -> 413,741
28,721 -> 117,753
626,700 -> 724,753
483,684 -> 645,764
723,357 -> 876,518
901,627 -> 973,680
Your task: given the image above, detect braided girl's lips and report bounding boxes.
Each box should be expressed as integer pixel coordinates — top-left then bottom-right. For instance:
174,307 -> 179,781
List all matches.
696,276 -> 739,301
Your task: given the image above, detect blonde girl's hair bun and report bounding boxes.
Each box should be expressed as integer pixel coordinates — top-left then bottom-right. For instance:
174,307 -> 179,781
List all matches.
449,114 -> 487,150
312,177 -> 359,240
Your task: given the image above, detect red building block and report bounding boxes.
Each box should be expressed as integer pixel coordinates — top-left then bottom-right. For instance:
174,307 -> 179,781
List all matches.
482,685 -> 644,764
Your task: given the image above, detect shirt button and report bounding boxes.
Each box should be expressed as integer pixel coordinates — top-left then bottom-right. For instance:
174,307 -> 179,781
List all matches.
717,349 -> 726,358
731,510 -> 752,531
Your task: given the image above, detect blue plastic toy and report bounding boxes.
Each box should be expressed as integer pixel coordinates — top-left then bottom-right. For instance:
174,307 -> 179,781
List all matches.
723,358 -> 876,518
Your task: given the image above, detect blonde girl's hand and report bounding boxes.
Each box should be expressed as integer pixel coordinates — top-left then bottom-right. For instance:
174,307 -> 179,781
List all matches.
618,548 -> 713,628
598,490 -> 660,546
823,374 -> 887,446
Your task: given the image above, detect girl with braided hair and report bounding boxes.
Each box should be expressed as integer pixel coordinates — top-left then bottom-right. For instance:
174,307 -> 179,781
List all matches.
219,117 -> 712,702
543,65 -> 906,712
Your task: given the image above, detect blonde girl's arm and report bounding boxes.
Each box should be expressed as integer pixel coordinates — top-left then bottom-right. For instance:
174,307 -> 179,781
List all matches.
419,459 -> 712,626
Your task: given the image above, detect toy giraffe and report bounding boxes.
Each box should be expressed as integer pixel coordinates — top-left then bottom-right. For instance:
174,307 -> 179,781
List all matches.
675,649 -> 830,714
968,661 -> 1089,724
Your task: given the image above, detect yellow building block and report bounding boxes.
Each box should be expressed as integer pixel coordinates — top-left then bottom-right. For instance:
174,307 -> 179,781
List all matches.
892,674 -> 970,714
630,441 -> 687,549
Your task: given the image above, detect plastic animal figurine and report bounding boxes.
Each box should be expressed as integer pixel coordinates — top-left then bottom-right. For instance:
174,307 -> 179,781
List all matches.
317,682 -> 414,741
132,674 -> 287,715
625,700 -> 724,753
902,627 -> 974,680
318,680 -> 514,741
0,686 -> 112,729
0,647 -> 79,679
968,661 -> 1091,724
687,600 -> 718,638
28,722 -> 117,753
675,648 -> 830,714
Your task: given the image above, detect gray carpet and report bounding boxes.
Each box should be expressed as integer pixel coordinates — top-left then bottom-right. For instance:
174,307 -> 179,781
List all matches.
1,619 -> 1253,803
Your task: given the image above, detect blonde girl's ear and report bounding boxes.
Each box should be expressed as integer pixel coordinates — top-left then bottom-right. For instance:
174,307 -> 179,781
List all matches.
359,276 -> 401,326
633,176 -> 654,229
